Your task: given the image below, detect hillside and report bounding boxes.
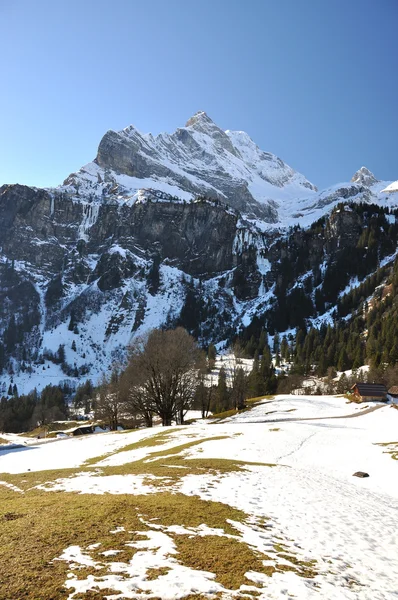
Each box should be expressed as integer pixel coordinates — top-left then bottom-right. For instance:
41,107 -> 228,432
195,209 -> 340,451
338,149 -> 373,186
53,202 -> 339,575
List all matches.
1,395 -> 397,599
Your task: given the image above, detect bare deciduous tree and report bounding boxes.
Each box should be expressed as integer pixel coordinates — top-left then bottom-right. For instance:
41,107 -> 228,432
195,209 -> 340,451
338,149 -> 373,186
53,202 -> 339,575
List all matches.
94,368 -> 124,430
195,375 -> 213,419
120,360 -> 154,427
125,328 -> 203,426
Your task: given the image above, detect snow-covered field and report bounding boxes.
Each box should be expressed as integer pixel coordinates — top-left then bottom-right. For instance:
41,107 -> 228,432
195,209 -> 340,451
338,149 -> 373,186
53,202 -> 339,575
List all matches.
1,395 -> 398,599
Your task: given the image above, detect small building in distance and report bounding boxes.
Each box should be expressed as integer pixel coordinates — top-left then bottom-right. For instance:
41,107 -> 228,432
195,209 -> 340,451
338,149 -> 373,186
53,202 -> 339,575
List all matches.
351,383 -> 387,402
388,386 -> 398,399
71,425 -> 94,436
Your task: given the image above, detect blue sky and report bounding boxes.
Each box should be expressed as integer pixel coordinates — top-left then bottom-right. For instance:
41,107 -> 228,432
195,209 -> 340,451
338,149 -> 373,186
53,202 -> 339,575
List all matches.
0,0 -> 396,190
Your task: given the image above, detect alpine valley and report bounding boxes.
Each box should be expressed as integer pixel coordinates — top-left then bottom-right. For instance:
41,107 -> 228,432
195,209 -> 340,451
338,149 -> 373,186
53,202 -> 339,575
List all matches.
1,111 -> 398,394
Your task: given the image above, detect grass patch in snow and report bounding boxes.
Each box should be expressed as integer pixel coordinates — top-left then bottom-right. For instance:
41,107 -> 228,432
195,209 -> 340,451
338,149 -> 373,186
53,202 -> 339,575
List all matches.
246,395 -> 275,404
83,428 -> 178,466
209,408 -> 240,419
0,434 -> 276,494
21,421 -> 91,438
85,433 -> 230,470
140,436 -> 228,462
209,397 -> 274,422
0,437 -> 10,445
174,533 -> 273,589
0,480 -> 253,599
375,441 -> 398,460
0,429 -> 285,598
275,552 -> 318,578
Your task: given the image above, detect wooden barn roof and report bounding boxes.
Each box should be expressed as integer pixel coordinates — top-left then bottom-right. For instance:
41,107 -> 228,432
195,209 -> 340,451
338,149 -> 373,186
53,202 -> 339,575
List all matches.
351,383 -> 387,397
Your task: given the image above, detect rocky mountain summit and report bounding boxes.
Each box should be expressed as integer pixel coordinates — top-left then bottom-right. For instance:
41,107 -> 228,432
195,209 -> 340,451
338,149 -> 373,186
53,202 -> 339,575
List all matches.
63,110 -> 317,223
0,112 -> 397,394
351,166 -> 378,187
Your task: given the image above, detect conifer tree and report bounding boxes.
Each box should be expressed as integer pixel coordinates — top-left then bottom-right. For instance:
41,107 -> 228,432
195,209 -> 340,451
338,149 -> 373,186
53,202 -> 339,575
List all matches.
216,367 -> 229,412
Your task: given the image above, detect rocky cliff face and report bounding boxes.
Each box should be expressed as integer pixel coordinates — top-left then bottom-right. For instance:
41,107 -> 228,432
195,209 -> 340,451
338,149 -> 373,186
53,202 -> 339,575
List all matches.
0,112 -> 397,395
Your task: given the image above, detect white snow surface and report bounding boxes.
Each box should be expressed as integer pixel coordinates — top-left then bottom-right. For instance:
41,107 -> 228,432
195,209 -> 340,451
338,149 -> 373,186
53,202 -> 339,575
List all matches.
381,179 -> 398,193
2,395 -> 398,599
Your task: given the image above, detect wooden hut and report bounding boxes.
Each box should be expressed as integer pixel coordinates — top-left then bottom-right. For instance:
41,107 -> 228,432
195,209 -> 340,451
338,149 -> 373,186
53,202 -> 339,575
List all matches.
351,383 -> 387,402
72,425 -> 94,436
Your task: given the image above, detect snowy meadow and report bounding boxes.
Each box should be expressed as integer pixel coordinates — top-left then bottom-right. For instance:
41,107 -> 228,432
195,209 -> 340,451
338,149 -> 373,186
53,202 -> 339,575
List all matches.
0,395 -> 397,599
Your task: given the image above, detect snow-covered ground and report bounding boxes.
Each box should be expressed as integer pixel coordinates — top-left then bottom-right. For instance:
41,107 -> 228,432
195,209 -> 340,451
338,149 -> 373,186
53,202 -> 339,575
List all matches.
1,395 -> 398,599
207,354 -> 255,386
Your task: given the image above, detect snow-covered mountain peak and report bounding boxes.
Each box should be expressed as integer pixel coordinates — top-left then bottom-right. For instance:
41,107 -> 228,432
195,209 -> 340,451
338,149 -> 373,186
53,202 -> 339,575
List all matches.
185,110 -> 215,129
60,113 -> 398,230
351,166 -> 378,186
63,112 -> 322,223
121,123 -> 143,137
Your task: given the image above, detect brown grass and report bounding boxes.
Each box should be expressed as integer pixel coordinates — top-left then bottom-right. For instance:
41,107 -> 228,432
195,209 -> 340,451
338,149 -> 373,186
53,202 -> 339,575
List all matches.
0,426 -> 310,599
246,395 -> 275,403
375,441 -> 398,460
0,484 -> 251,599
174,533 -> 273,589
21,421 -> 90,438
83,428 -> 177,466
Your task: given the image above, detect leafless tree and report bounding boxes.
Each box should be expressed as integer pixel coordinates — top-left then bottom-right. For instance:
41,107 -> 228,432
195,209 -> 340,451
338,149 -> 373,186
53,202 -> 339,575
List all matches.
120,358 -> 154,427
125,328 -> 203,426
195,374 -> 214,418
94,368 -> 124,430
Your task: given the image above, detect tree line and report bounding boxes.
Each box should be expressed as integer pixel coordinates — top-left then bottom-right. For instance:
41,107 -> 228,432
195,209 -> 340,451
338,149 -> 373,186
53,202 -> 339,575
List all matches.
0,325 -> 281,433
238,255 -> 398,387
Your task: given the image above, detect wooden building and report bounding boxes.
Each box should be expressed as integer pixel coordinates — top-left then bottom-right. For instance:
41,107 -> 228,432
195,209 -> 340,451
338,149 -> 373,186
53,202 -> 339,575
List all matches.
72,425 -> 94,436
351,383 -> 387,402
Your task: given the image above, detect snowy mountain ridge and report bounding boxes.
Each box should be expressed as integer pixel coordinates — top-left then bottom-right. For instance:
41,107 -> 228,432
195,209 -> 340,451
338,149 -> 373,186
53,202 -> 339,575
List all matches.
61,111 -> 397,231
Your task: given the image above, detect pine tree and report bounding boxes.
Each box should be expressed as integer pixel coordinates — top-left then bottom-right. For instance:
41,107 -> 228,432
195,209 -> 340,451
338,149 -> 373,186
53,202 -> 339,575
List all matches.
273,333 -> 280,354
216,367 -> 229,412
57,344 -> 66,365
208,344 -> 216,362
147,254 -> 161,295
231,367 -> 247,410
0,344 -> 5,373
5,315 -> 17,353
247,355 -> 265,398
280,336 -> 289,361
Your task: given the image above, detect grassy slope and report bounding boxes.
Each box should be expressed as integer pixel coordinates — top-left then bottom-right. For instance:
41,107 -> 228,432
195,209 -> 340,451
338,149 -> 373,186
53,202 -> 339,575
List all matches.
0,402 -> 318,599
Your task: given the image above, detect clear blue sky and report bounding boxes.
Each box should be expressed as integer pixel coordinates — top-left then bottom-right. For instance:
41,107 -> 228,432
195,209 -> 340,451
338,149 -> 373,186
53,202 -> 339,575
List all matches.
0,0 -> 397,190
